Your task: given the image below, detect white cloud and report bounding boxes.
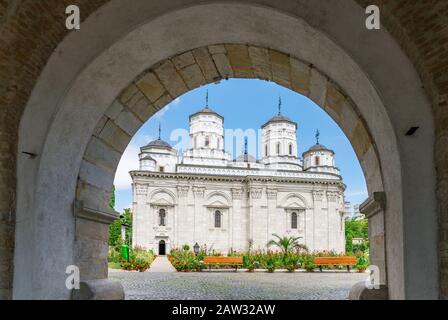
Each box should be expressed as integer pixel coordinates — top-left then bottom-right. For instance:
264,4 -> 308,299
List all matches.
114,134 -> 154,190
154,97 -> 181,119
113,143 -> 140,190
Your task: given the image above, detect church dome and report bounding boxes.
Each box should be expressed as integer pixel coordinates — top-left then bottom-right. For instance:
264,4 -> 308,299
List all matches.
189,106 -> 224,121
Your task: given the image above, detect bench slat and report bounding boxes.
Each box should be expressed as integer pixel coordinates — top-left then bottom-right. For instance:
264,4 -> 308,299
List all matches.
204,256 -> 243,265
314,256 -> 356,265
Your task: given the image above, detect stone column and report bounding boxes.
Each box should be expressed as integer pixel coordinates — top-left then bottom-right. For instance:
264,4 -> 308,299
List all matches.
327,191 -> 340,252
231,187 -> 244,251
360,192 -> 387,285
266,188 -> 278,242
176,186 -> 189,248
72,201 -> 124,300
312,190 -> 325,251
133,183 -> 149,248
192,186 -> 205,246
249,186 -> 264,249
349,192 -> 389,300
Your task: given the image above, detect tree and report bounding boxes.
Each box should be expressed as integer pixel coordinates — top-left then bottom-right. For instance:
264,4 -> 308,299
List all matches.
345,218 -> 369,253
267,234 -> 302,256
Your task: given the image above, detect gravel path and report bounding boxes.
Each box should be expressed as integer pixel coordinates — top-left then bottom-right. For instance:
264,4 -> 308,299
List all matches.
109,269 -> 366,300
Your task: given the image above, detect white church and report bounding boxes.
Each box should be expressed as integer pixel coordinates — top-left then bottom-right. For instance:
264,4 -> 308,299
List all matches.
131,98 -> 346,255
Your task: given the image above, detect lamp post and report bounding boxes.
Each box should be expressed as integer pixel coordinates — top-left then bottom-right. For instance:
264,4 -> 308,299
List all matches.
193,242 -> 200,256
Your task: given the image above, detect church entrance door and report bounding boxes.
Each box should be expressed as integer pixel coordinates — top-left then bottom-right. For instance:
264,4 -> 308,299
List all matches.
159,240 -> 166,256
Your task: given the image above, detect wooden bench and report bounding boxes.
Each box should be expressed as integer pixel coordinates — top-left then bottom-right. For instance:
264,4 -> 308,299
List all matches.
313,256 -> 356,272
203,256 -> 244,271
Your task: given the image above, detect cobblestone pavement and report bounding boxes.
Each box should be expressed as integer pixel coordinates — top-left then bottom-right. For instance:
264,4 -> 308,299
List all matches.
109,270 -> 366,300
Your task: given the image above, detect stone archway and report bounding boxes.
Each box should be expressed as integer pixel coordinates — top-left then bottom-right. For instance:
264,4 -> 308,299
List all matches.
12,1 -> 437,300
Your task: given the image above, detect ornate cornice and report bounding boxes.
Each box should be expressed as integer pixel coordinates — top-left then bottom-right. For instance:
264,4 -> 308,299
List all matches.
74,200 -> 119,225
359,192 -> 386,219
130,171 -> 345,188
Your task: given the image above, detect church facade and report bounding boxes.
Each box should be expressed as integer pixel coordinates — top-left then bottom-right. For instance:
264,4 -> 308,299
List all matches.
131,101 -> 346,255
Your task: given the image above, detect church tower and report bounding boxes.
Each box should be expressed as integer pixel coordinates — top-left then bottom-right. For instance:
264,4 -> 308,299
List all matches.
182,91 -> 231,166
303,130 -> 339,175
261,97 -> 300,167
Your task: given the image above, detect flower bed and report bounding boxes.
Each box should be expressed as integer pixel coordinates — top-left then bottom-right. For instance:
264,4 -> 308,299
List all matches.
167,246 -> 367,273
108,245 -> 155,272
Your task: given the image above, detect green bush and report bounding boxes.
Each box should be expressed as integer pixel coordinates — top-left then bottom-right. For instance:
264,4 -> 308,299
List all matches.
168,248 -> 204,272
301,253 -> 316,272
118,247 -> 155,272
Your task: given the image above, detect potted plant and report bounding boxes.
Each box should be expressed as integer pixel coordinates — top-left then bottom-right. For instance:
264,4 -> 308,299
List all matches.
356,251 -> 369,272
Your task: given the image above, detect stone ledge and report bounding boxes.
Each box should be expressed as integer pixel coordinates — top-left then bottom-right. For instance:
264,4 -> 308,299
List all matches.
72,279 -> 124,300
349,281 -> 389,300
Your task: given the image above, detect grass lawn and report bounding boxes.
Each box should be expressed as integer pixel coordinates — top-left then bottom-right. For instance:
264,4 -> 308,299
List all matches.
108,262 -> 122,270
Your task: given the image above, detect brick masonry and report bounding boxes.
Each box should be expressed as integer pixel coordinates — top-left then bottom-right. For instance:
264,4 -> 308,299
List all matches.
0,0 -> 447,299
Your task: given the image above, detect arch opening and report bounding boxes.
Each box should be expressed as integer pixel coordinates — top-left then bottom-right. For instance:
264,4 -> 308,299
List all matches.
13,2 -> 437,300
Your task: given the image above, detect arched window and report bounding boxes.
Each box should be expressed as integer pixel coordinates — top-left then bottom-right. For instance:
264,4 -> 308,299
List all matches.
276,142 -> 281,155
265,144 -> 268,157
289,143 -> 293,155
214,210 -> 222,228
205,136 -> 210,147
159,209 -> 166,226
315,156 -> 320,166
291,212 -> 298,229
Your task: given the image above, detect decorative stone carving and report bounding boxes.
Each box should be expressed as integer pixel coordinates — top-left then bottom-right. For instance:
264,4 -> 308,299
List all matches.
327,191 -> 340,202
231,188 -> 244,200
177,185 -> 189,197
250,187 -> 263,199
266,188 -> 278,200
193,186 -> 205,198
312,190 -> 325,201
135,184 -> 148,196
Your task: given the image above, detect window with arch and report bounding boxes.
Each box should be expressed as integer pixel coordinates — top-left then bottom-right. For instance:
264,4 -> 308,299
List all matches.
315,156 -> 320,166
214,210 -> 222,228
265,144 -> 268,157
159,208 -> 166,226
276,142 -> 281,155
205,135 -> 210,147
291,212 -> 298,229
289,143 -> 293,155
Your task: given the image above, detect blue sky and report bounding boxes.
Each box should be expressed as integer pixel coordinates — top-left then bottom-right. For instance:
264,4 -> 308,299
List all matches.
113,79 -> 367,214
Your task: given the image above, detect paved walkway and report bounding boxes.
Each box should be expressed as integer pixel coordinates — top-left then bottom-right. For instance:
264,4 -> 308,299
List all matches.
148,256 -> 176,273
109,270 -> 366,300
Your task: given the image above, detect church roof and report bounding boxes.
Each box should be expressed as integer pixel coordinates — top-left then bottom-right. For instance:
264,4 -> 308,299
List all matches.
144,138 -> 172,149
261,114 -> 297,128
235,153 -> 257,163
261,97 -> 297,128
189,106 -> 224,121
303,143 -> 334,154
141,155 -> 156,161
